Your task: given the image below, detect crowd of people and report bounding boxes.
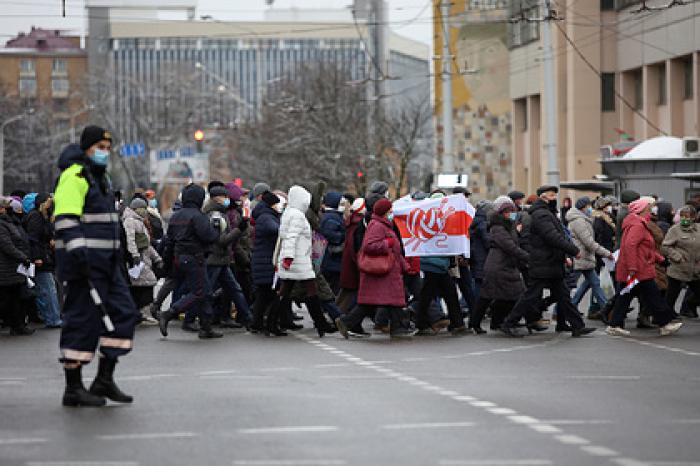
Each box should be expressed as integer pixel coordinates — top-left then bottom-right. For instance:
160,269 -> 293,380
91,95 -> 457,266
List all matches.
1,166 -> 698,341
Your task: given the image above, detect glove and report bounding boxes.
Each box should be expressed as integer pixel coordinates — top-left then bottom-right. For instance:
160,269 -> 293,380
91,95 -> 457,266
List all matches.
238,217 -> 249,232
282,258 -> 294,270
22,258 -> 31,268
386,237 -> 396,248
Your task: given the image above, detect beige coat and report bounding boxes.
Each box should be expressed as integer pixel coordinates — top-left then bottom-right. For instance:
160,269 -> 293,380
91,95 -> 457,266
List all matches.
662,223 -> 700,282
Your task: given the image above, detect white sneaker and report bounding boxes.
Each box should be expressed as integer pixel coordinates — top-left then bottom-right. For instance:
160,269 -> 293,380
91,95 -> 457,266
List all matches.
659,321 -> 683,336
606,326 -> 631,337
140,315 -> 158,326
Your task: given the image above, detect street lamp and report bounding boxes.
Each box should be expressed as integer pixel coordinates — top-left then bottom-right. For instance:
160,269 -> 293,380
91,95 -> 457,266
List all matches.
0,109 -> 34,195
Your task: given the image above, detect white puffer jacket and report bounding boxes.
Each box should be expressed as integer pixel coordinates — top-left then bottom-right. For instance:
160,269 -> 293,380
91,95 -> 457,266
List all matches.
277,185 -> 315,280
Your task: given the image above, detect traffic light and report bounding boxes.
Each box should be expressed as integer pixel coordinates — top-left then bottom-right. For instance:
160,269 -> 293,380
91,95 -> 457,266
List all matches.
194,129 -> 204,152
357,171 -> 364,178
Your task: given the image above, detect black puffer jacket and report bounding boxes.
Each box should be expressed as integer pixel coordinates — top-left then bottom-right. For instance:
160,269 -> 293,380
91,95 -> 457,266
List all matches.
167,184 -> 219,257
24,209 -> 54,272
251,201 -> 280,285
0,213 -> 30,286
527,199 -> 579,280
469,206 -> 490,280
479,213 -> 529,301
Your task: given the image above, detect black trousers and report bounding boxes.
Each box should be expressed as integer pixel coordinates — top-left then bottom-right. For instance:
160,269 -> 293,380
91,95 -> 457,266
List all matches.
470,297 -> 515,330
666,277 -> 700,313
505,277 -> 584,329
252,285 -> 278,329
0,285 -> 30,329
276,279 -> 325,331
610,279 -> 674,328
415,271 -> 464,330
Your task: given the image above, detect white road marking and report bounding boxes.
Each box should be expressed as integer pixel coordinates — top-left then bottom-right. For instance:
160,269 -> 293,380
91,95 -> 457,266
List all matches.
612,459 -> 649,466
199,375 -> 273,380
469,401 -> 496,408
237,426 -> 338,434
544,419 -> 613,425
0,380 -> 25,386
452,395 -> 476,402
199,370 -> 237,376
610,336 -> 700,357
27,463 -> 139,466
567,375 -> 641,380
555,434 -> 590,445
97,432 -> 197,441
439,461 -> 553,465
0,437 -> 48,445
487,408 -> 517,415
528,424 -> 562,434
580,445 -> 618,456
382,422 -> 475,430
313,363 -> 349,369
439,390 -> 460,397
232,461 -> 346,465
508,415 -> 539,425
258,367 -> 298,372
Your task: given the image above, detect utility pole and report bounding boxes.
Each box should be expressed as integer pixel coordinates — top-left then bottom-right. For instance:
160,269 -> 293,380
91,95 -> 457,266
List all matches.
440,0 -> 454,174
542,0 -> 559,186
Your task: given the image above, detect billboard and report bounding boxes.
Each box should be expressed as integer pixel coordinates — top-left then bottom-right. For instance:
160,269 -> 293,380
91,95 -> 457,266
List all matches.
149,145 -> 209,184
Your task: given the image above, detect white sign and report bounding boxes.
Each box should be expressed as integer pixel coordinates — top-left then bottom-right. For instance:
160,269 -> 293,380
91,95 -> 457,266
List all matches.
437,173 -> 469,188
149,146 -> 209,184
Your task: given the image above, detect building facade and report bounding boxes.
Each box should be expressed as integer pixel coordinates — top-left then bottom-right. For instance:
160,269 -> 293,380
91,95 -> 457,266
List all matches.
433,0 -> 512,199
510,0 -> 700,196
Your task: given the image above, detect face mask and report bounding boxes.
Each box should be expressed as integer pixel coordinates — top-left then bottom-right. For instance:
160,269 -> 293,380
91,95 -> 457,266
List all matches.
148,199 -> 158,209
508,212 -> 518,221
273,204 -> 284,213
605,206 -> 613,214
91,149 -> 110,166
548,199 -> 558,212
387,212 -> 394,222
222,198 -> 231,208
338,205 -> 346,213
680,218 -> 693,227
585,207 -> 593,216
651,206 -> 658,216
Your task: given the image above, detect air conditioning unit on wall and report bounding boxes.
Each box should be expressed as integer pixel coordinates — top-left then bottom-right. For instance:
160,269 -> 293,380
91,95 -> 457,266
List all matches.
682,137 -> 699,157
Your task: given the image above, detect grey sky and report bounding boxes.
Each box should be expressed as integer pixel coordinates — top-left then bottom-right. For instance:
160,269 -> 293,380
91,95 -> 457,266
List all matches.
0,0 -> 434,45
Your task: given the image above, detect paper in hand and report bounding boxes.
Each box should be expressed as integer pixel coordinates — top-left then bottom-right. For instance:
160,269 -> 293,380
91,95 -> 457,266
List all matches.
128,262 -> 145,279
17,263 -> 35,278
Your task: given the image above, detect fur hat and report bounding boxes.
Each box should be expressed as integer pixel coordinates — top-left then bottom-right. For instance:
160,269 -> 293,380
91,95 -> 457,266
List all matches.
373,198 -> 392,217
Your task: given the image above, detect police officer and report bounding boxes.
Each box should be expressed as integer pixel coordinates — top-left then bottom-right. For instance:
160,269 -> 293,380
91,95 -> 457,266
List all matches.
53,126 -> 140,407
159,183 -> 222,339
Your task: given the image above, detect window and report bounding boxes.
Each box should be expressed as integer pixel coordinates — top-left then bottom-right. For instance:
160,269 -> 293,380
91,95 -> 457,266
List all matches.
52,78 -> 69,96
601,72 -> 615,112
19,77 -> 36,97
19,59 -> 35,74
657,64 -> 666,105
633,69 -> 643,110
52,59 -> 66,73
601,0 -> 615,10
683,56 -> 693,100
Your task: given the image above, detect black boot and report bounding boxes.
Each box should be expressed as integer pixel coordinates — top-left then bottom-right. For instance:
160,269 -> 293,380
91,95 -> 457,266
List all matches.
306,296 -> 328,338
89,357 -> 133,403
63,365 -> 106,407
198,318 -> 223,339
159,308 -> 176,337
266,302 -> 288,336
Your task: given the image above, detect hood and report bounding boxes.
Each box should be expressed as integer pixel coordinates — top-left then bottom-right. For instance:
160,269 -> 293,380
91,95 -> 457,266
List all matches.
346,211 -> 364,227
58,143 -> 86,170
369,181 -> 389,196
488,211 -> 513,231
656,201 -> 673,224
565,207 -> 590,224
224,182 -> 245,202
181,184 -> 206,209
22,193 -> 38,213
202,198 -> 226,214
529,198 -> 552,215
324,191 -> 342,209
287,185 -> 311,213
252,199 -> 278,220
122,206 -> 143,222
622,211 -> 646,234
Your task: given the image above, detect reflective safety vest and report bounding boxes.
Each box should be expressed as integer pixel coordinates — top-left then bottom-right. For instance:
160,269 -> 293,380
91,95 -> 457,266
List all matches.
53,154 -> 121,281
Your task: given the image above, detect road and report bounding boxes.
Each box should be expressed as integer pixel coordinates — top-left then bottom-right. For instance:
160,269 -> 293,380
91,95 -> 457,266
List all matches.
1,312 -> 699,466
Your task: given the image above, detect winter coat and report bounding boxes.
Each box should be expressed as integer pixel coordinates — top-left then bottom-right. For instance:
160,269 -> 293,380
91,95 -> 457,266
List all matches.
420,256 -> 451,274
592,210 -> 615,253
24,209 -> 54,272
147,208 -> 164,243
647,221 -> 668,290
122,207 -> 162,287
251,201 -> 280,286
202,199 -> 241,267
278,186 -> 315,281
469,206 -> 490,280
517,208 -> 533,251
662,222 -> 700,282
320,209 -> 345,275
655,201 -> 674,235
339,212 -> 363,290
615,205 -> 630,247
0,213 -> 31,286
479,214 -> 529,301
616,214 -> 663,283
527,199 -> 579,280
167,184 -> 219,257
566,208 -> 611,271
357,214 -> 408,307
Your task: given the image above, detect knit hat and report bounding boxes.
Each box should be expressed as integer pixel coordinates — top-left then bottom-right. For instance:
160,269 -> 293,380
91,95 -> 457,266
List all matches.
0,197 -> 11,208
373,198 -> 392,217
225,182 -> 246,202
209,185 -> 229,198
253,182 -> 271,198
368,181 -> 389,196
476,199 -> 494,212
351,197 -> 366,214
594,197 -> 612,210
575,196 -> 592,210
620,189 -> 640,205
34,192 -> 50,210
493,195 -> 516,213
525,194 -> 538,205
323,191 -> 342,209
130,197 -> 147,209
262,191 -> 280,207
508,190 -> 525,201
80,125 -> 112,151
629,198 -> 651,215
411,191 -> 428,201
536,185 -> 559,196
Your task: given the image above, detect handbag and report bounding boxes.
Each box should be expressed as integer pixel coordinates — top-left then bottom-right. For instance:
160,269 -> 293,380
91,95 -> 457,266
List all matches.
358,248 -> 395,275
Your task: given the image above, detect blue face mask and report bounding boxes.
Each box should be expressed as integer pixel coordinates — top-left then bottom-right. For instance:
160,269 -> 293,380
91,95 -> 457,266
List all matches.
508,212 -> 518,221
148,199 -> 158,209
585,207 -> 593,216
387,212 -> 394,222
91,149 -> 110,166
222,198 -> 231,208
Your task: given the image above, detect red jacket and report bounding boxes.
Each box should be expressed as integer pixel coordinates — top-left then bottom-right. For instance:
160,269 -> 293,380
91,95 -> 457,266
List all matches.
616,213 -> 664,283
339,212 -> 363,290
357,214 -> 408,307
